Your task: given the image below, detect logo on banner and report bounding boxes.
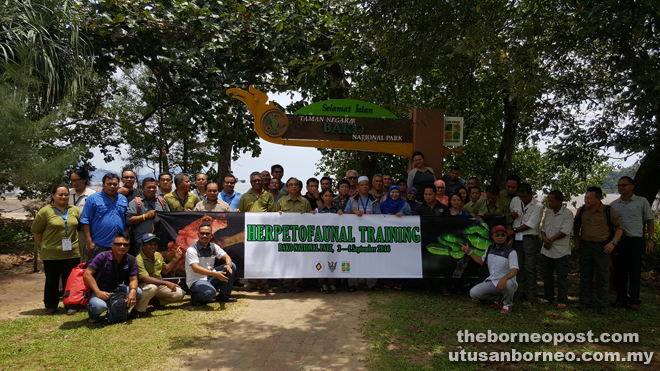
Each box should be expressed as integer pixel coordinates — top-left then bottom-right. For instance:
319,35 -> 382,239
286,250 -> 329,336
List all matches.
314,261 -> 324,272
328,261 -> 337,272
341,261 -> 351,273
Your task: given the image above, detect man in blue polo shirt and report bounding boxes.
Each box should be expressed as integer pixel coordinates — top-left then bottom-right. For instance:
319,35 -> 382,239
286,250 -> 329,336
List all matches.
220,174 -> 242,212
461,225 -> 519,313
81,173 -> 129,260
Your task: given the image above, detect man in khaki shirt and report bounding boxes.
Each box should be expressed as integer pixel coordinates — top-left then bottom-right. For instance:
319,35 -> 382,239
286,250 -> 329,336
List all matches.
275,177 -> 312,293
238,172 -> 275,212
192,182 -> 231,212
573,187 -> 624,314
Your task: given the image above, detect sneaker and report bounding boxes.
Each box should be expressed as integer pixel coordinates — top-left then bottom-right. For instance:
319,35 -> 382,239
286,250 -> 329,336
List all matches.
393,283 -> 402,291
384,280 -> 394,289
88,317 -> 101,323
216,295 -> 237,303
491,297 -> 503,308
66,308 -> 78,315
539,299 -> 551,304
45,308 -> 57,315
295,287 -> 305,293
328,284 -> 337,293
630,304 -> 640,311
557,303 -> 567,309
501,306 -> 512,314
321,284 -> 329,293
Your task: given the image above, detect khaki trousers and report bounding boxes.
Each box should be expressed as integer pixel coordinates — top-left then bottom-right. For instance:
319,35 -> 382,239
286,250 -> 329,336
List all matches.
135,283 -> 185,312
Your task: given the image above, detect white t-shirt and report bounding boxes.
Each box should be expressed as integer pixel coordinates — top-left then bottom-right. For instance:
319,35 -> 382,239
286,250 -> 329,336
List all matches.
185,241 -> 227,287
484,244 -> 519,286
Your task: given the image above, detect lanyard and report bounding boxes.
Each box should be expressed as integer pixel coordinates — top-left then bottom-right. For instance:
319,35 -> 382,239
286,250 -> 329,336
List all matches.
54,207 -> 70,232
520,201 -> 529,216
359,197 -> 370,212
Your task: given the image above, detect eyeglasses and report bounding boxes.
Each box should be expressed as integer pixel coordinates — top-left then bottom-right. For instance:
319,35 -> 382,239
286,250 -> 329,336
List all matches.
113,242 -> 130,247
617,184 -> 631,188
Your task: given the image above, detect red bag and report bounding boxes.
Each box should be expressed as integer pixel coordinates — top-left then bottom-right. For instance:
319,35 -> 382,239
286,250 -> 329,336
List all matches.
63,263 -> 90,309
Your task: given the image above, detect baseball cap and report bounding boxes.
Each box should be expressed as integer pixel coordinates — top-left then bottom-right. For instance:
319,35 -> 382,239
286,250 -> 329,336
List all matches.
491,225 -> 507,235
142,233 -> 160,242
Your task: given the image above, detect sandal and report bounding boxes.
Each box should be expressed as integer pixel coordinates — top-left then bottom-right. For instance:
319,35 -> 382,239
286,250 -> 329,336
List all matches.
539,299 -> 551,304
557,303 -> 567,309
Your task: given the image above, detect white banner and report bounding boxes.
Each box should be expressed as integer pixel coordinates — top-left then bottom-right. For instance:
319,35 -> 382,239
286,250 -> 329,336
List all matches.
243,213 -> 423,278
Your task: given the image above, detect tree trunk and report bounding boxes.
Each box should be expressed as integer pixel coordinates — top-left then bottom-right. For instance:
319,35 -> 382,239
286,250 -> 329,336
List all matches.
492,93 -> 519,189
361,154 -> 381,180
216,136 -> 233,183
633,147 -> 660,207
160,145 -> 169,173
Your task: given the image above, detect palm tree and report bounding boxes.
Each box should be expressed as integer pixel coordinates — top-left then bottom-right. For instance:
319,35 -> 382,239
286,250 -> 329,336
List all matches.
0,0 -> 91,114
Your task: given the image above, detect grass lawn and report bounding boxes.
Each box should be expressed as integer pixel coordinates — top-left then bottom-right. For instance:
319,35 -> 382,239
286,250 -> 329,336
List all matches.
0,299 -> 246,371
363,278 -> 660,371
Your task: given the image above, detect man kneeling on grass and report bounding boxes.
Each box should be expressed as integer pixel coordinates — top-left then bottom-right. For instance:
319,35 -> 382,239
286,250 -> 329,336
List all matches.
460,225 -> 519,314
185,224 -> 237,305
84,233 -> 142,322
133,233 -> 185,316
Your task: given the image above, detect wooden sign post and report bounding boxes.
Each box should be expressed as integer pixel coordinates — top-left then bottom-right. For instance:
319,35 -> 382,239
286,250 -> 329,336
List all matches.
227,86 -> 462,173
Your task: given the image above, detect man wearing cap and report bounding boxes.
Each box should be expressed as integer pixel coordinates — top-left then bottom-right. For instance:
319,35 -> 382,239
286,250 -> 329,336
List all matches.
186,224 -> 237,305
134,233 -> 185,316
461,226 -> 519,313
344,176 -> 379,216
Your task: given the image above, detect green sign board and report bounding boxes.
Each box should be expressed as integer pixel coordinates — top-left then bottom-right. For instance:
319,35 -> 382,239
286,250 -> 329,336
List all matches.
294,99 -> 398,119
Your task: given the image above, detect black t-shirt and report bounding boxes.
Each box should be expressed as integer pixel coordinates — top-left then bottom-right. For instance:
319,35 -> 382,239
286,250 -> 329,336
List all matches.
414,202 -> 449,216
303,193 -> 318,211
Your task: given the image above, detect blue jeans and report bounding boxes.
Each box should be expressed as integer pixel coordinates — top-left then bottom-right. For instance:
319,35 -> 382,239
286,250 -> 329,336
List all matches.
88,285 -> 142,319
189,263 -> 236,303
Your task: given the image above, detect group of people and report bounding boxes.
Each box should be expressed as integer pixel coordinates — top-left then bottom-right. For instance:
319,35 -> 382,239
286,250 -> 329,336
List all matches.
30,153 -> 655,320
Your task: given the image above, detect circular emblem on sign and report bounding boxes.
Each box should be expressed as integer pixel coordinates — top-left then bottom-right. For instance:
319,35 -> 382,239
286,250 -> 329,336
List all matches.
261,110 -> 289,138
314,261 -> 324,273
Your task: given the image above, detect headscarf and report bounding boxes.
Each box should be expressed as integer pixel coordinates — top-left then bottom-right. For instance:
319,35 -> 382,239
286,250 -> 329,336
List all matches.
406,187 -> 418,212
434,180 -> 449,205
380,185 -> 406,214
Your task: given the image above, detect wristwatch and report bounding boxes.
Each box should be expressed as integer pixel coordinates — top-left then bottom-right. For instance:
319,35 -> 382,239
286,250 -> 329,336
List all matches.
612,240 -> 619,246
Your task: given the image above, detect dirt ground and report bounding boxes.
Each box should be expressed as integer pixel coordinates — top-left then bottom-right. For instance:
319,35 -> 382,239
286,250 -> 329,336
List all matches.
0,268 -> 45,321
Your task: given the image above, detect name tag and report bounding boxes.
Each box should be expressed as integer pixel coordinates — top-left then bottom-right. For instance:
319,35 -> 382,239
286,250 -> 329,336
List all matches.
515,233 -> 523,241
62,238 -> 72,251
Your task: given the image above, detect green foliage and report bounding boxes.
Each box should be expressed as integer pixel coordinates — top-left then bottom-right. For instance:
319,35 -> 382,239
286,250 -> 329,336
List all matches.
0,218 -> 33,255
0,86 -> 81,198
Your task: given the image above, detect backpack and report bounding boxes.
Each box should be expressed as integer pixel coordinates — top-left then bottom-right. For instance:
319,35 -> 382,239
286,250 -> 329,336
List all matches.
63,263 -> 90,309
135,196 -> 166,214
574,204 -> 615,242
106,286 -> 129,324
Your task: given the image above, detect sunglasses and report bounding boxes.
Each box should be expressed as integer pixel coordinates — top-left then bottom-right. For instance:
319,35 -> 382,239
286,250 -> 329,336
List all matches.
113,242 -> 130,247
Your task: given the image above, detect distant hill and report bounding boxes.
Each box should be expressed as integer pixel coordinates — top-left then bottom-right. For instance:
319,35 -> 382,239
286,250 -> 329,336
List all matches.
89,168 -> 120,182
